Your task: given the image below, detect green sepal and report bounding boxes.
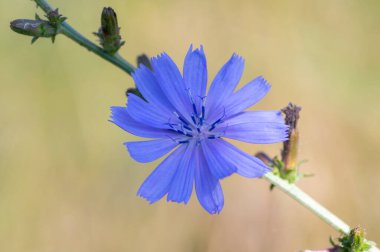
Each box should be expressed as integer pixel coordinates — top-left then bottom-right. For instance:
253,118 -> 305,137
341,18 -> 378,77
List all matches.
31,36 -> 39,44
331,227 -> 375,252
269,157 -> 311,189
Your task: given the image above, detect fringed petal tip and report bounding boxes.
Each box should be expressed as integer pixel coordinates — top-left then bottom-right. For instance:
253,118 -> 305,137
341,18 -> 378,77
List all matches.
137,191 -> 159,205
166,197 -> 191,205
150,52 -> 170,65
204,207 -> 223,215
109,106 -> 126,127
137,187 -> 192,205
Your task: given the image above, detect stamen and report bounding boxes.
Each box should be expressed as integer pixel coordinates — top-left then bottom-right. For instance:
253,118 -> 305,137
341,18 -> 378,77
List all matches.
200,96 -> 207,125
167,135 -> 178,143
183,124 -> 192,131
209,118 -> 222,132
208,108 -> 226,131
168,123 -> 187,135
173,111 -> 190,126
191,115 -> 197,124
186,88 -> 198,116
178,140 -> 190,144
192,104 -> 198,117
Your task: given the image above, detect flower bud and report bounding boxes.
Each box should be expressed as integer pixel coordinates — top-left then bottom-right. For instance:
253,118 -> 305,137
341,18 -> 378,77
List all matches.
101,7 -> 119,37
10,10 -> 66,44
94,7 -> 125,54
125,54 -> 152,99
10,19 -> 56,38
137,54 -> 153,70
46,9 -> 67,25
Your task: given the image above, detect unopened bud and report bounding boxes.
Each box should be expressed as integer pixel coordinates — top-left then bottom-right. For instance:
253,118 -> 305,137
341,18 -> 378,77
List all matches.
137,54 -> 153,70
125,54 -> 152,99
10,10 -> 66,44
255,152 -> 273,166
101,7 -> 119,36
46,9 -> 67,25
10,19 -> 56,37
94,7 -> 125,54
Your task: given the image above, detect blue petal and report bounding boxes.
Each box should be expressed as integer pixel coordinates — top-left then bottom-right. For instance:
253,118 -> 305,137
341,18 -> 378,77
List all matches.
132,65 -> 174,113
220,121 -> 289,144
206,54 -> 244,117
137,145 -> 186,203
212,139 -> 270,178
151,53 -> 192,120
125,138 -> 178,163
127,93 -> 173,129
224,76 -> 271,117
194,146 -> 224,214
224,110 -> 284,125
167,142 -> 195,204
110,106 -> 177,138
201,139 -> 237,179
183,45 -> 207,111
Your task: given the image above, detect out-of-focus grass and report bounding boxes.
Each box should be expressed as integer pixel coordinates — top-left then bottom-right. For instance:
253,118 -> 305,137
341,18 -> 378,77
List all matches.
1,0 -> 380,251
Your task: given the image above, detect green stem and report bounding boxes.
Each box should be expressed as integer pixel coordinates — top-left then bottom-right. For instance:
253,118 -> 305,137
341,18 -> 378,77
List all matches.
264,172 -> 350,233
34,0 -> 135,75
264,172 -> 379,252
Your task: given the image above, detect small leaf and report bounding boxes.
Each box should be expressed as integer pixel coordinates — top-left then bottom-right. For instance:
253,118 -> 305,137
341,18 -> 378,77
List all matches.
31,36 -> 39,44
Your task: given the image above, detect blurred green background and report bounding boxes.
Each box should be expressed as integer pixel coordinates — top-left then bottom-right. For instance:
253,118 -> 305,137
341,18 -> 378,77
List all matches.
1,0 -> 380,251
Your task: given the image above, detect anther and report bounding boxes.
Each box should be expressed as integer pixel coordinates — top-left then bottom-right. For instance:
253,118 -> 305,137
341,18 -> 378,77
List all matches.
191,115 -> 197,124
187,88 -> 198,116
178,140 -> 190,144
183,124 -> 192,131
173,111 -> 190,126
200,96 -> 207,125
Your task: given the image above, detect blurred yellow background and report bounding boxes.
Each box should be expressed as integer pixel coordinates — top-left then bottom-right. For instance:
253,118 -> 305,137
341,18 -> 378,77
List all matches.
1,0 -> 380,251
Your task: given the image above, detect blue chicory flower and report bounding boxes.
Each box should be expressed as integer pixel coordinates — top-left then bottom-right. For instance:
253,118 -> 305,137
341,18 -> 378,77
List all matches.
110,45 -> 288,214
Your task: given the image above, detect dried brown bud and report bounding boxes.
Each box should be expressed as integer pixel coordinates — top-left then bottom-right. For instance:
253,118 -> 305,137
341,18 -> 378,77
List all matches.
281,103 -> 302,170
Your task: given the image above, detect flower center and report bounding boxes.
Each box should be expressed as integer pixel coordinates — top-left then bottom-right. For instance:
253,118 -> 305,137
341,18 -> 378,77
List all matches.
168,90 -> 225,144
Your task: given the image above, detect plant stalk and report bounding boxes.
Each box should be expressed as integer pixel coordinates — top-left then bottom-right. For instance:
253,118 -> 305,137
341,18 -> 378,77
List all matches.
34,0 -> 135,75
264,172 -> 379,252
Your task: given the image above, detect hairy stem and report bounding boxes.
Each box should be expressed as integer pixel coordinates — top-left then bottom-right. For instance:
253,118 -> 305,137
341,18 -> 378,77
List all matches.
34,0 -> 135,75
